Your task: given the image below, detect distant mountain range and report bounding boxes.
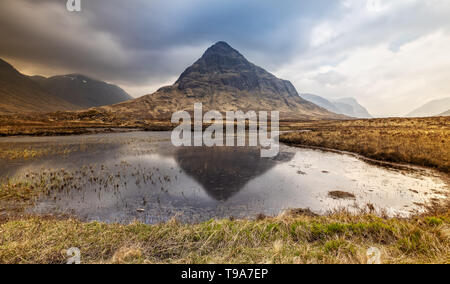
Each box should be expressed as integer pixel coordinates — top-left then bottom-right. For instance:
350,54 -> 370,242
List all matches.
1,43 -> 346,120
406,97 -> 450,117
439,110 -> 450,116
30,74 -> 132,109
0,58 -> 78,114
0,58 -> 132,115
301,94 -> 372,118
101,42 -> 344,120
3,46 -> 448,121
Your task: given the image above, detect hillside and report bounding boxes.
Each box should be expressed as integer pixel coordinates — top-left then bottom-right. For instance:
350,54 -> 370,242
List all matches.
0,58 -> 78,114
407,97 -> 450,117
439,110 -> 450,116
30,74 -> 132,108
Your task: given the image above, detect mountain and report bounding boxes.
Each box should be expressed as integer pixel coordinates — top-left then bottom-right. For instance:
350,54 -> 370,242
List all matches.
0,58 -> 79,115
438,110 -> 450,116
407,97 -> 450,117
301,94 -> 372,118
30,74 -> 133,108
0,58 -> 132,115
301,94 -> 340,113
334,98 -> 372,118
102,42 -> 343,120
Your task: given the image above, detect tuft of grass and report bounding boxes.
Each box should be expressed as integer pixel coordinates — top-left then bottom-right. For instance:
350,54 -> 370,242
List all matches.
329,191 -> 356,200
425,217 -> 444,226
323,239 -> 356,256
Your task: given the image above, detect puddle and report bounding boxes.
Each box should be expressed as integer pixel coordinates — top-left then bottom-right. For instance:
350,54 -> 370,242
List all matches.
0,131 -> 448,224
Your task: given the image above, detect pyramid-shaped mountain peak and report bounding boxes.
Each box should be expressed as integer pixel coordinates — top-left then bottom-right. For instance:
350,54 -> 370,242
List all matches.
176,42 -> 250,84
202,41 -> 243,57
176,42 -> 268,91
105,42 -> 344,120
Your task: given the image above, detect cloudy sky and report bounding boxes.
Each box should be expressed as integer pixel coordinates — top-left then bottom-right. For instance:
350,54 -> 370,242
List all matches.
1,0 -> 449,117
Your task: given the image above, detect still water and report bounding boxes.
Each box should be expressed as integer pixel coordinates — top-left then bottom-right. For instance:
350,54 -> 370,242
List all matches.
0,132 -> 448,223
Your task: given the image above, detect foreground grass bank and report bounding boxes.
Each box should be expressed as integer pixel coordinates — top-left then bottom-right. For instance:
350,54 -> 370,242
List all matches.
0,212 -> 448,264
280,117 -> 450,173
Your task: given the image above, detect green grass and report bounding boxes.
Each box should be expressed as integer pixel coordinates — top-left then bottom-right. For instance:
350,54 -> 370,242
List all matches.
0,212 -> 448,264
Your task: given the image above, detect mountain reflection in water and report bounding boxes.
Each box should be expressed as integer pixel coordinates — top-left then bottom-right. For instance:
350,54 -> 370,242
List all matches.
173,146 -> 295,200
1,132 -> 447,224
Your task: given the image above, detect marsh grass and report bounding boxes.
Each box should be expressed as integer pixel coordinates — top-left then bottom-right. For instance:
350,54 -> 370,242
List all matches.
0,212 -> 448,264
1,170 -> 448,264
0,143 -> 96,160
0,147 -> 75,160
0,112 -> 175,136
280,117 -> 450,173
328,191 -> 356,200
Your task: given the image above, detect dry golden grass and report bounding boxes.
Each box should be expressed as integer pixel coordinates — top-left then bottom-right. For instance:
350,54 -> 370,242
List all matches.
0,110 -> 175,136
0,145 -> 83,160
0,212 -> 448,264
280,117 -> 450,173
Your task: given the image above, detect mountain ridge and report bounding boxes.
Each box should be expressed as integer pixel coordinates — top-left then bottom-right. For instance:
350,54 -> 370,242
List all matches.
407,97 -> 450,117
301,94 -> 372,118
0,57 -> 132,115
30,74 -> 133,109
0,58 -> 78,114
438,109 -> 450,116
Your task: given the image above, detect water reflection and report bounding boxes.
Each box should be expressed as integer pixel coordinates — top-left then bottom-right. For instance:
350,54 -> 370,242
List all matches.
0,131 -> 447,224
174,146 -> 294,200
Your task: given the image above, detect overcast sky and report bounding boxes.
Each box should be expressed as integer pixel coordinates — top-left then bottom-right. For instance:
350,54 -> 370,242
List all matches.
1,0 -> 449,117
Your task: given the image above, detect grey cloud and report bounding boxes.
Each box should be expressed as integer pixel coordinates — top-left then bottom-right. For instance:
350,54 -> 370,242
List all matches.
305,1 -> 450,61
0,0 -> 340,94
0,0 -> 449,100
